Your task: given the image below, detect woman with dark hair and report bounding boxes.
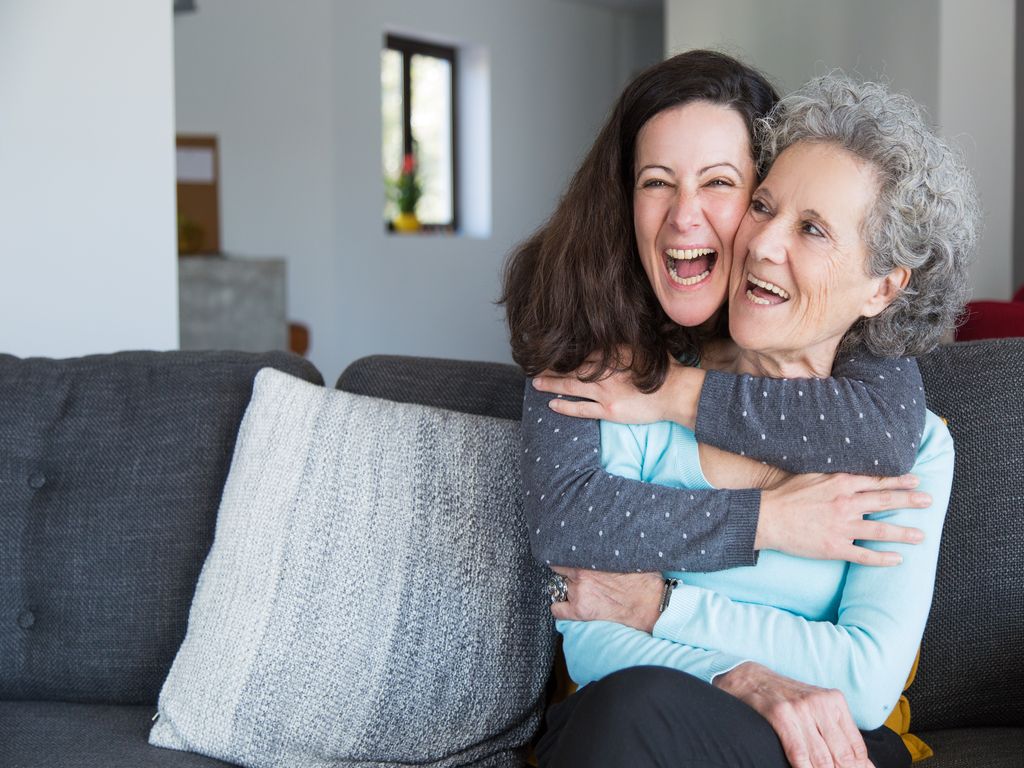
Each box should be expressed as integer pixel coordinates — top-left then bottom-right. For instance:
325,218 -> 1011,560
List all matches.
530,73 -> 976,768
501,52 -> 944,766
503,50 -> 928,576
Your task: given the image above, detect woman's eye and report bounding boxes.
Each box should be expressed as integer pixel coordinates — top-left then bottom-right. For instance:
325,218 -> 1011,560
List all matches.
707,178 -> 734,187
802,221 -> 825,237
641,179 -> 668,189
750,199 -> 770,215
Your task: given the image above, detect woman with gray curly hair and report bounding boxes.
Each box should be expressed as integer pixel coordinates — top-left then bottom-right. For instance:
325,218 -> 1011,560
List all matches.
535,74 -> 978,768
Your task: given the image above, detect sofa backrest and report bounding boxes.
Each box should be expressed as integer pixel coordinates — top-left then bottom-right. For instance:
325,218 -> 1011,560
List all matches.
0,350 -> 322,705
335,354 -> 523,420
338,343 -> 1024,731
912,339 -> 1024,730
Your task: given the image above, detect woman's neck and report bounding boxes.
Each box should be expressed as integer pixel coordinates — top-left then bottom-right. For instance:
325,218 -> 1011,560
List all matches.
703,339 -> 837,379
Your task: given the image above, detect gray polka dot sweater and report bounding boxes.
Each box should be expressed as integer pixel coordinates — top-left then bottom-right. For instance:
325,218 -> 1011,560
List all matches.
521,348 -> 925,572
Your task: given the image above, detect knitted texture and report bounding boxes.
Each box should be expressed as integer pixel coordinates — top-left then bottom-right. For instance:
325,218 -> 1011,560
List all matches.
911,339 -> 1024,730
150,369 -> 555,768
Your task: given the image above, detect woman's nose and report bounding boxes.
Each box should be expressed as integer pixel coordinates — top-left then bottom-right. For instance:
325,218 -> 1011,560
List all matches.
747,220 -> 787,264
668,190 -> 702,230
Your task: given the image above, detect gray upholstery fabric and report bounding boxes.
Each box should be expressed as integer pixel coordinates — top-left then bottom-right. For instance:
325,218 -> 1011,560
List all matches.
335,354 -> 524,421
915,727 -> 1024,767
0,701 -> 238,767
912,339 -> 1024,731
151,370 -> 556,768
0,351 -> 322,705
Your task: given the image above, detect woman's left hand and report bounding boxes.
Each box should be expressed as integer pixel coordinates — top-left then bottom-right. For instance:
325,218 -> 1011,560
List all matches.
532,351 -> 703,428
549,567 -> 664,633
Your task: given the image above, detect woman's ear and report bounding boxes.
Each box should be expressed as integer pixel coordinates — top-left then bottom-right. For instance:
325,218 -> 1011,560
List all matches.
861,267 -> 911,318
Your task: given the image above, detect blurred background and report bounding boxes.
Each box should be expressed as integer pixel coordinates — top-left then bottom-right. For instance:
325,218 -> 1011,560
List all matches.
0,0 -> 1017,382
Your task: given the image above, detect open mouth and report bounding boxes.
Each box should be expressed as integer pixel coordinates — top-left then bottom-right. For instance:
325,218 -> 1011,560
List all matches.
745,275 -> 790,305
665,248 -> 717,286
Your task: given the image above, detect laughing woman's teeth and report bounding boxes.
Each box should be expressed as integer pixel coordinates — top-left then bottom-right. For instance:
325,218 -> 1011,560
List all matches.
665,247 -> 714,285
670,263 -> 710,285
746,289 -> 774,305
666,247 -> 715,260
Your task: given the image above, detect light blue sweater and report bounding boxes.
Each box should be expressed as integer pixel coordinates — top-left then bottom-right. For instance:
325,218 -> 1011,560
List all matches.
557,410 -> 954,730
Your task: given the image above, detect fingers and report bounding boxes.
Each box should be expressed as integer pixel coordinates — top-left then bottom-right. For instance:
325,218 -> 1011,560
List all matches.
549,602 -> 573,621
855,518 -> 925,544
853,489 -> 932,515
546,397 -> 605,420
816,705 -> 868,768
532,375 -> 582,397
840,545 -> 904,568
833,706 -> 870,766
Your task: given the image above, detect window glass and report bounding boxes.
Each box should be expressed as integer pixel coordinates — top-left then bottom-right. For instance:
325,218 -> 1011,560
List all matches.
410,54 -> 453,225
380,48 -> 403,223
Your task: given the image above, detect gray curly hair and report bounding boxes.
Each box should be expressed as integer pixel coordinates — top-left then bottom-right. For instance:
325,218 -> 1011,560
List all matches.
756,74 -> 980,357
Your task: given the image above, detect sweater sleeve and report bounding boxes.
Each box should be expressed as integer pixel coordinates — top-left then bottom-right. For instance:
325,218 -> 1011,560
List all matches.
522,381 -> 760,573
557,618 -> 747,689
695,349 -> 925,476
652,413 -> 954,730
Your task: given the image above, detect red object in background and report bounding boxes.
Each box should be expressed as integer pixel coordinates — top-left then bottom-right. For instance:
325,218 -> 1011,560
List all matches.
955,285 -> 1024,341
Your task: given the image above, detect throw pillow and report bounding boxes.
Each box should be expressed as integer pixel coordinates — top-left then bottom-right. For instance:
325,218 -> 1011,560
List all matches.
149,368 -> 556,768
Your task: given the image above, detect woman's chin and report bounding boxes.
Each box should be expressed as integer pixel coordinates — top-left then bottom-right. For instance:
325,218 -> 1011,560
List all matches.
661,297 -> 723,329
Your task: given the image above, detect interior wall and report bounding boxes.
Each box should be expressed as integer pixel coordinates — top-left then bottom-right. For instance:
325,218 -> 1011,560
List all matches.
1013,0 -> 1024,293
666,0 -> 1014,301
175,0 -> 630,382
0,0 -> 178,357
938,0 -> 1014,302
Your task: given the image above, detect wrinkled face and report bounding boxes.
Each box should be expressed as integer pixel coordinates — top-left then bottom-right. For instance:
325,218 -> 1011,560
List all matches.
728,141 -> 891,360
633,102 -> 755,328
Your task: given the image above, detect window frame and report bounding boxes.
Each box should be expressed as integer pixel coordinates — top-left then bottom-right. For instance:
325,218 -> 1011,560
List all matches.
384,33 -> 459,233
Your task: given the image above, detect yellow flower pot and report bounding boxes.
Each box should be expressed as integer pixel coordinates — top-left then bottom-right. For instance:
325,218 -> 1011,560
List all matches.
393,212 -> 421,233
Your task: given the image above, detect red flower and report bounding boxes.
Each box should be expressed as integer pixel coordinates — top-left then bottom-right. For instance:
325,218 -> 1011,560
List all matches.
401,153 -> 416,174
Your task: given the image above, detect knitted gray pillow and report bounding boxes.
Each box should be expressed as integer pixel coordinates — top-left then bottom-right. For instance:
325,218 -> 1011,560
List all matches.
149,368 -> 556,768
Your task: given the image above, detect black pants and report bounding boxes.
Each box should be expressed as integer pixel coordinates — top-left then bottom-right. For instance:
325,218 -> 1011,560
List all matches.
536,666 -> 911,768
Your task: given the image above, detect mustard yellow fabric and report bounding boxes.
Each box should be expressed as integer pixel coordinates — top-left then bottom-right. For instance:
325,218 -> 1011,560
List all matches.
883,650 -> 933,761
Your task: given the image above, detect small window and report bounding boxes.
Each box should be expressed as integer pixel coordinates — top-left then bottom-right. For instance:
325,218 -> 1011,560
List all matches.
382,34 -> 458,232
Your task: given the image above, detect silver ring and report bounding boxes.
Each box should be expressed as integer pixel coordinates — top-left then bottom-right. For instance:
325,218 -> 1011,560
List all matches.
545,573 -> 569,604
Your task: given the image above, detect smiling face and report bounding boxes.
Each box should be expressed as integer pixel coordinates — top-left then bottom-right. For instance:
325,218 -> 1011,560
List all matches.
633,101 -> 755,328
728,141 -> 908,372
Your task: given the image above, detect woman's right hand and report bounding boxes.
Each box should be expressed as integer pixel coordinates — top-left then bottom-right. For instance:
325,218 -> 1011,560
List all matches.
756,472 -> 931,566
714,662 -> 873,768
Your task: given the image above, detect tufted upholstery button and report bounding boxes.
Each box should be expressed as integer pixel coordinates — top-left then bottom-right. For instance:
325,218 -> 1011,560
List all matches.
28,472 -> 46,490
17,610 -> 35,629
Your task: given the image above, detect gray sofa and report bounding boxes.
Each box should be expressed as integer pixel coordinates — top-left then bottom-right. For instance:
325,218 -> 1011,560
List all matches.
1,341 -> 1022,767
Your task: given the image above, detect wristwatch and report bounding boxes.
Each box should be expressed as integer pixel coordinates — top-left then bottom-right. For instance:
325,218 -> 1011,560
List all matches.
658,578 -> 680,614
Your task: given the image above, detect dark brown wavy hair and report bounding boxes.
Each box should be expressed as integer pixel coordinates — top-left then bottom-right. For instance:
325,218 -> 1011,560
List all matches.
500,50 -> 779,391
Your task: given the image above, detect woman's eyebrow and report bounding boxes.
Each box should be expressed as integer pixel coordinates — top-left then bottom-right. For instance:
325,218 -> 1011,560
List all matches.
699,162 -> 744,178
635,164 -> 675,177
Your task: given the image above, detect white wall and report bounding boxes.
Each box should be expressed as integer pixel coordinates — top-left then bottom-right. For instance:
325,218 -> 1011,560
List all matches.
938,0 -> 1015,301
175,0 -> 631,382
667,0 -> 1015,301
0,0 -> 178,357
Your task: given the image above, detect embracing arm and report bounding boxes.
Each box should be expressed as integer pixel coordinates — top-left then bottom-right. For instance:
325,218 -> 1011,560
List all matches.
522,381 -> 759,572
653,414 -> 954,729
695,350 -> 926,476
557,618 -> 746,689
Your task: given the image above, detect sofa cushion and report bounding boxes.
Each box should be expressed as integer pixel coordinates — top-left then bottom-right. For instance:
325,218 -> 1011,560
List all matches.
913,339 -> 1024,729
0,351 -> 322,705
149,369 -> 556,768
0,701 -> 238,767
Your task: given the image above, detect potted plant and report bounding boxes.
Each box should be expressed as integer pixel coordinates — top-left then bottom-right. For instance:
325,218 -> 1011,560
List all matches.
389,152 -> 423,232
